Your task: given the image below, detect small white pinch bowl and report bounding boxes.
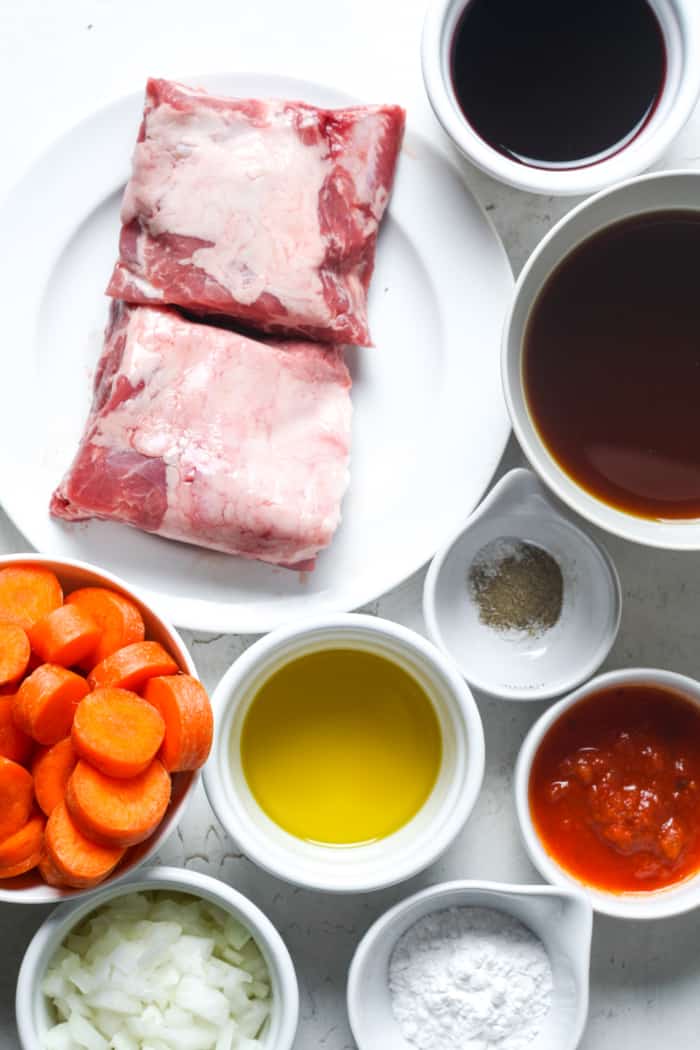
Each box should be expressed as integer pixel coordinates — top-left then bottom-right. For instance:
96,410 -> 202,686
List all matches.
0,554 -> 198,905
422,0 -> 700,195
347,879 -> 592,1050
516,668 -> 700,920
423,470 -> 621,701
15,865 -> 299,1050
203,614 -> 485,894
504,169 -> 700,549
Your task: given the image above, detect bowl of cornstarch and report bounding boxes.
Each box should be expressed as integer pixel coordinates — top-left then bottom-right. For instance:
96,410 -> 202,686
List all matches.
347,879 -> 592,1050
423,469 -> 621,701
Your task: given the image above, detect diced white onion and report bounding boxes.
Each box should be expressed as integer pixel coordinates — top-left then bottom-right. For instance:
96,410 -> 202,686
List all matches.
68,1012 -> 109,1050
42,891 -> 272,1050
44,1023 -> 73,1050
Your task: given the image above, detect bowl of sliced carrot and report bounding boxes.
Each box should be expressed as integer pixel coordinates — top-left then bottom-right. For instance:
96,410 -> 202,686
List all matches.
0,554 -> 214,902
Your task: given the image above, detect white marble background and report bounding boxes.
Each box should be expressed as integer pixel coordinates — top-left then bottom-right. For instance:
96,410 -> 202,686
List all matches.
2,0 -> 700,1046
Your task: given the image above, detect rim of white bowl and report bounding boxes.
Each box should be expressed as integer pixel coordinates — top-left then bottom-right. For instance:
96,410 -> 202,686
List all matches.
347,878 -> 592,1050
203,614 -> 486,894
421,0 -> 700,196
515,668 -> 700,919
15,865 -> 299,1050
502,168 -> 700,550
0,553 -> 199,905
422,479 -> 623,701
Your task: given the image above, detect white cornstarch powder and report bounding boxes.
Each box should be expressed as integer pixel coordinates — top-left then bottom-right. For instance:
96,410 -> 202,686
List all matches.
388,906 -> 553,1050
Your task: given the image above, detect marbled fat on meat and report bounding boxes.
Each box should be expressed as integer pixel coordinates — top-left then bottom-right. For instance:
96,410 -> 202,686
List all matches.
107,79 -> 405,345
51,304 -> 352,569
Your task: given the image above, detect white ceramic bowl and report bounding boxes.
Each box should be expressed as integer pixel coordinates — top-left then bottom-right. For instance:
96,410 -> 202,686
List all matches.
15,864 -> 299,1050
503,169 -> 700,549
516,668 -> 700,919
424,469 -> 621,701
0,553 -> 198,904
422,0 -> 700,196
203,614 -> 485,893
347,879 -> 592,1050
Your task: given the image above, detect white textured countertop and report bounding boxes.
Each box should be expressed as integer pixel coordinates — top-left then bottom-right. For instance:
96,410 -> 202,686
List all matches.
2,1 -> 700,1046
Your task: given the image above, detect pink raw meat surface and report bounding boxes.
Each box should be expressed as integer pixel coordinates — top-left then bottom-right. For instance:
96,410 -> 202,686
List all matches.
51,304 -> 352,569
107,78 -> 405,346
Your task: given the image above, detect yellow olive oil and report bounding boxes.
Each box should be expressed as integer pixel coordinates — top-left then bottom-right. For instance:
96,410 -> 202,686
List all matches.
238,648 -> 442,846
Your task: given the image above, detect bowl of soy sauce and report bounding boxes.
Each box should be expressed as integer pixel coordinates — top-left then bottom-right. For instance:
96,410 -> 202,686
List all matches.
503,169 -> 700,549
422,0 -> 700,195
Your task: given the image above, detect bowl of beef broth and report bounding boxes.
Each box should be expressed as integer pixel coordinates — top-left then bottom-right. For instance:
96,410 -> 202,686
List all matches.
503,169 -> 700,549
421,0 -> 700,195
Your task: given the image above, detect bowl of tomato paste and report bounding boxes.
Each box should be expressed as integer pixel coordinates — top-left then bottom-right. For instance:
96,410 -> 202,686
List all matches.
515,668 -> 700,918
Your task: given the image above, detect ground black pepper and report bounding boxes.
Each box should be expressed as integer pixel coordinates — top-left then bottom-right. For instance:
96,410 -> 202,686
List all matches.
468,538 -> 563,636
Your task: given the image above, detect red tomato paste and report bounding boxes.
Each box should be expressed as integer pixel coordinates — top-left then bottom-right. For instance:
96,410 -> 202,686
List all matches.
529,684 -> 700,892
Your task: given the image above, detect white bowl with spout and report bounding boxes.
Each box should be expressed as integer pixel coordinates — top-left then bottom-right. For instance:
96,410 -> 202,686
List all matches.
423,469 -> 621,700
347,879 -> 592,1050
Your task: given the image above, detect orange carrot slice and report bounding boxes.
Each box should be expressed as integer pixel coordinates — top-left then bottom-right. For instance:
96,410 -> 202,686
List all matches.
38,847 -> 69,888
13,665 -> 89,745
29,606 -> 100,669
0,756 -> 33,840
66,758 -> 171,847
143,675 -> 213,772
66,588 -> 145,670
0,566 -> 62,631
0,624 -> 31,686
44,800 -> 125,889
88,641 -> 179,692
33,738 -> 78,816
72,688 -> 165,779
0,813 -> 45,878
0,696 -> 33,765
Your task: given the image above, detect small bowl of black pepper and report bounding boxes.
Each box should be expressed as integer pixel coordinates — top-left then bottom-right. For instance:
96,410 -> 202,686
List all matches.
423,469 -> 622,701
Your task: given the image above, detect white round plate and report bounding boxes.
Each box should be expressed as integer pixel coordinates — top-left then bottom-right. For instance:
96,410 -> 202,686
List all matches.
0,73 -> 512,633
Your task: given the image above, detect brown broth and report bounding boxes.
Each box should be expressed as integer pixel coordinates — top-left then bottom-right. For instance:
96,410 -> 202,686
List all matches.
524,211 -> 700,520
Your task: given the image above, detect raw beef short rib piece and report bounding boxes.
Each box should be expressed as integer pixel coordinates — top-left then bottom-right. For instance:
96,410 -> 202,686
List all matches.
107,78 -> 405,346
51,304 -> 352,569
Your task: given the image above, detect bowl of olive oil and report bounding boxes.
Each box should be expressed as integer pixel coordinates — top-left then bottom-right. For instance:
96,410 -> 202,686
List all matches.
203,614 -> 485,893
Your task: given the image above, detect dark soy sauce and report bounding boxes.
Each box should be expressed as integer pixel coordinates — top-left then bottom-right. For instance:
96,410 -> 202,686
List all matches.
524,212 -> 700,520
451,0 -> 665,168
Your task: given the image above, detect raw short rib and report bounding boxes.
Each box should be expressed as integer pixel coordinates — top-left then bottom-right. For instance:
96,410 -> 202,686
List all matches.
51,304 -> 352,569
107,78 -> 405,346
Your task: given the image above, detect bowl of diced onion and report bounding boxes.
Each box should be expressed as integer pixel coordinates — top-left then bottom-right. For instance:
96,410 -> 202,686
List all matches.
16,865 -> 299,1050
